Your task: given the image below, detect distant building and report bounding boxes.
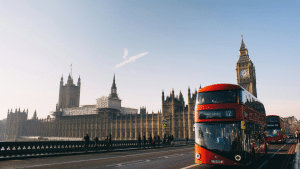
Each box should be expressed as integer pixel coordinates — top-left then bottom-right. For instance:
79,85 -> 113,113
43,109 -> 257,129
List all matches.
0,119 -> 6,140
282,116 -> 298,134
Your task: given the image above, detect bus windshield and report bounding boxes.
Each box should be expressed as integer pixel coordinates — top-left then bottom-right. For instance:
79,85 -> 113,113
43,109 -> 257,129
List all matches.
267,129 -> 281,137
195,122 -> 241,152
196,90 -> 237,105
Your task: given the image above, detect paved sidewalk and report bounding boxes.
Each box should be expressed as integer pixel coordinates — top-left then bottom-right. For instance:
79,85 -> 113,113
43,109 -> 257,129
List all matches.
294,141 -> 300,169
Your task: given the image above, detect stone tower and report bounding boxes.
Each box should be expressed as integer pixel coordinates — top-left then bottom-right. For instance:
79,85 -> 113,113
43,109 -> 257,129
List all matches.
161,89 -> 186,138
58,74 -> 81,109
6,108 -> 28,139
236,35 -> 257,97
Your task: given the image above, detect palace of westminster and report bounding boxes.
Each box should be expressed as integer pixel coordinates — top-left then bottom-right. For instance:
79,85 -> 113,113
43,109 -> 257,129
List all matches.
5,36 -> 258,141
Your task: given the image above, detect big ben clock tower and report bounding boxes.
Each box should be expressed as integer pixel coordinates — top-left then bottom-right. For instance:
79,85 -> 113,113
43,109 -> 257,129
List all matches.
236,35 -> 257,97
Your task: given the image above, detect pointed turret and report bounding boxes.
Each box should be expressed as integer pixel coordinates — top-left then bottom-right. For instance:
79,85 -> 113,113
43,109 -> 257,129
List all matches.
33,110 -> 37,120
239,34 -> 247,51
112,73 -> 116,88
179,90 -> 183,101
109,73 -> 118,98
188,86 -> 191,101
60,75 -> 64,86
67,73 -> 73,85
239,33 -> 249,57
77,75 -> 81,86
162,89 -> 164,103
172,88 -> 174,98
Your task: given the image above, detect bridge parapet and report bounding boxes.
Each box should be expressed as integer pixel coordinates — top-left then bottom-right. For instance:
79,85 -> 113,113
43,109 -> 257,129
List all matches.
0,139 -> 193,159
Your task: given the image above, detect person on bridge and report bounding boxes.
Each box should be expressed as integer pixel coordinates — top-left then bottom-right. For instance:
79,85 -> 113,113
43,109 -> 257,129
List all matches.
109,134 -> 112,150
94,136 -> 99,149
149,134 -> 152,148
157,135 -> 160,147
295,130 -> 299,143
84,134 -> 90,152
138,135 -> 141,149
143,135 -> 146,148
106,136 -> 109,150
186,136 -> 189,145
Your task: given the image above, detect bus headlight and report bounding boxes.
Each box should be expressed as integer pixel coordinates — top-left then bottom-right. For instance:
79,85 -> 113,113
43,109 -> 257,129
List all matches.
234,155 -> 242,161
196,153 -> 201,159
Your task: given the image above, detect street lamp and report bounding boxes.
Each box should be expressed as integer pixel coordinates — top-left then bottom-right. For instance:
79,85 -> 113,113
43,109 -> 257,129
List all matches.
162,118 -> 167,138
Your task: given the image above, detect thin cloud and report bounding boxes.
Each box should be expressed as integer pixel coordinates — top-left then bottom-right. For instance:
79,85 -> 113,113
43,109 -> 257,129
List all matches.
122,48 -> 128,60
114,49 -> 149,69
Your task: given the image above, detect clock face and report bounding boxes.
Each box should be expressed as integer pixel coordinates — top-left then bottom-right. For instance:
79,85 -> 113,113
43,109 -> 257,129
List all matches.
240,69 -> 248,78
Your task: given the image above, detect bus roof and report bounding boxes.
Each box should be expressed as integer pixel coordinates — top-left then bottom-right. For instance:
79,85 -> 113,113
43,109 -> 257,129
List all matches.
199,84 -> 241,93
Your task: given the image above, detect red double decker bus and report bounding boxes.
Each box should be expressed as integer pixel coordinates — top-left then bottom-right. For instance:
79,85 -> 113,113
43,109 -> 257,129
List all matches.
267,115 -> 286,143
194,84 -> 268,166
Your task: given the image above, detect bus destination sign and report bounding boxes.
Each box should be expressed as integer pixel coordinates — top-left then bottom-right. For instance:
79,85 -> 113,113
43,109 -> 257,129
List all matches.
198,109 -> 235,119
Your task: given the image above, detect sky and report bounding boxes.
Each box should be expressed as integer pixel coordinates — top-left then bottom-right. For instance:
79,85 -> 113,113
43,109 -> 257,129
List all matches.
0,0 -> 299,121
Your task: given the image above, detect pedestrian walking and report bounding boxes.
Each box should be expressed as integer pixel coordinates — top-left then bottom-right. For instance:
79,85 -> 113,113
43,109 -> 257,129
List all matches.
157,135 -> 160,147
143,135 -> 146,148
84,133 -> 90,152
106,136 -> 109,150
186,136 -> 189,145
109,134 -> 112,150
149,134 -> 152,148
94,136 -> 99,149
153,135 -> 156,147
138,135 -> 141,149
163,135 -> 166,146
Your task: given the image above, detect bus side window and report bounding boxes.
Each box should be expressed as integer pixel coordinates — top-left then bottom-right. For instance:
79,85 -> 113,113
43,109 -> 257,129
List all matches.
247,123 -> 255,140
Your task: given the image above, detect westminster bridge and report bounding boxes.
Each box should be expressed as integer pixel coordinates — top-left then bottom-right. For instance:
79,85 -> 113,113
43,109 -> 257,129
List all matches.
0,139 -> 299,169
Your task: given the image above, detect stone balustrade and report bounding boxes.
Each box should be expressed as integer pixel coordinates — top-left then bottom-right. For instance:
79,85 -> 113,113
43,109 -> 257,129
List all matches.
0,139 -> 193,159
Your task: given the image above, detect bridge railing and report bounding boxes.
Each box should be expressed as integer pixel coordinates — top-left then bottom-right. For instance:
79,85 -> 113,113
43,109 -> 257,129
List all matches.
0,139 -> 194,158
171,139 -> 195,146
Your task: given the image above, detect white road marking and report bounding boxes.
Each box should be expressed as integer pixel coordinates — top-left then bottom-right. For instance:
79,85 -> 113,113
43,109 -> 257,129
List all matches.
162,153 -> 185,158
181,163 -> 200,169
15,147 -> 193,169
106,159 -> 151,167
258,142 -> 288,169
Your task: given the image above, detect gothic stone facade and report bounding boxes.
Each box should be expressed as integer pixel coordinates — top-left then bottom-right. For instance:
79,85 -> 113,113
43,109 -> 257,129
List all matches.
161,88 -> 197,139
6,74 -> 196,140
6,36 -> 258,141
